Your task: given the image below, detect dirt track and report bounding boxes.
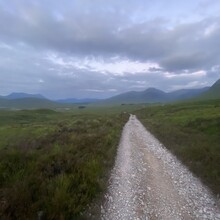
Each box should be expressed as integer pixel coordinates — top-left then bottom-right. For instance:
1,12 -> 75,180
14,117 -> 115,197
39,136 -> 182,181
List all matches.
101,115 -> 220,220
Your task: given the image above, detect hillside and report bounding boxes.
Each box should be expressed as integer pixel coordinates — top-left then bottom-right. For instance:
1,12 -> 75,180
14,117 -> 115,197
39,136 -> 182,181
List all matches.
0,98 -> 67,109
101,87 -> 210,104
4,92 -> 46,100
103,88 -> 167,104
197,79 -> 220,100
168,87 -> 209,100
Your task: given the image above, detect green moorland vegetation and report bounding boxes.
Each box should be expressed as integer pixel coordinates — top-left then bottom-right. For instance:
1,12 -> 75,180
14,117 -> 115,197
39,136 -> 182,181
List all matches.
1,99 -> 219,219
0,108 -> 129,219
135,99 -> 220,195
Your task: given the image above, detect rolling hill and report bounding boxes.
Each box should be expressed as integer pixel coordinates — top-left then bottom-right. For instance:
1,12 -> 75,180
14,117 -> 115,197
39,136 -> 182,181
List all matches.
3,92 -> 46,100
0,98 -> 67,109
0,93 -> 96,109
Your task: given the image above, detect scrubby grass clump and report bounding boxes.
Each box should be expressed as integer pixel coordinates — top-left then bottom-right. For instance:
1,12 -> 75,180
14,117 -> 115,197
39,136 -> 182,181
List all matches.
135,99 -> 220,195
0,109 -> 129,219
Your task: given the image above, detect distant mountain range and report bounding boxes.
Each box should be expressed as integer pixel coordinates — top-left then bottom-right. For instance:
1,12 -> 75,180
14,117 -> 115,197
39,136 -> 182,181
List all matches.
2,92 -> 46,100
102,87 -> 210,104
102,79 -> 220,104
0,79 -> 219,109
0,98 -> 65,109
0,93 -> 100,109
0,93 -> 99,104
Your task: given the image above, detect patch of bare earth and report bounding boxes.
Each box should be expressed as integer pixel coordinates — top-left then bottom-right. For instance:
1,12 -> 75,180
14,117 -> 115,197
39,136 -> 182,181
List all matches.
101,115 -> 220,220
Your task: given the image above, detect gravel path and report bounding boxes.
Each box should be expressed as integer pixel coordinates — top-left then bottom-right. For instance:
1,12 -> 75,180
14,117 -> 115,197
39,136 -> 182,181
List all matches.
101,115 -> 220,220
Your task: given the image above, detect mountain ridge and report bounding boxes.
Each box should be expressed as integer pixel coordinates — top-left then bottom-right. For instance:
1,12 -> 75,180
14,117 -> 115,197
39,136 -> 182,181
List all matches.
4,92 -> 46,100
0,98 -> 64,109
0,79 -> 219,108
102,86 -> 210,104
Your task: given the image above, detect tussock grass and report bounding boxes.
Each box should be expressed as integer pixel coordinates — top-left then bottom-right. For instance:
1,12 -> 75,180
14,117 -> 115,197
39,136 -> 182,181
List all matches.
135,99 -> 220,195
0,109 -> 129,219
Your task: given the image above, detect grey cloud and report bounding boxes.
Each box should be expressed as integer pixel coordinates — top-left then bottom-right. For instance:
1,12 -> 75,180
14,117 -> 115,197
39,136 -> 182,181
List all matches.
0,46 -> 120,98
0,0 -> 220,98
1,2 -> 220,73
160,53 -> 208,71
160,18 -> 220,71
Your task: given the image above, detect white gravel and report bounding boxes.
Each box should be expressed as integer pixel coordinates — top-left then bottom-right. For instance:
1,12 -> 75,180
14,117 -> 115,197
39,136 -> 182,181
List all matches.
101,115 -> 220,220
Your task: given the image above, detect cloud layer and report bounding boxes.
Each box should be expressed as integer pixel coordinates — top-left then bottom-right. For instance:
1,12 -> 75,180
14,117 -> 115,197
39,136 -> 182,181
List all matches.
0,0 -> 219,98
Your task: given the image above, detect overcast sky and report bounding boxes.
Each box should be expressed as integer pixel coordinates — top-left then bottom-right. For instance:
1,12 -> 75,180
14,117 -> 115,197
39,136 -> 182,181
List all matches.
0,0 -> 220,99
